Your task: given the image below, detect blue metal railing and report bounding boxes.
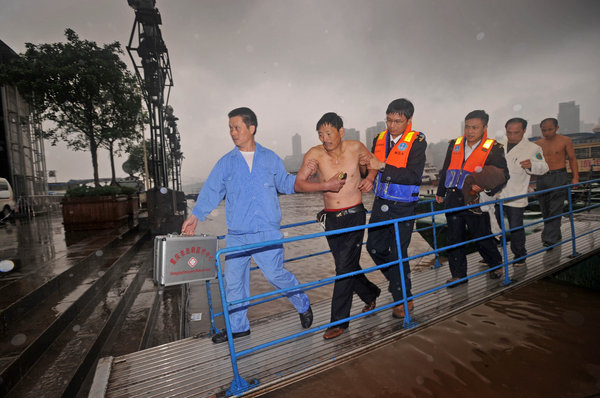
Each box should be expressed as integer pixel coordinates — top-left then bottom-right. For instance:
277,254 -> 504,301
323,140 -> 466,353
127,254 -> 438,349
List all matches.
207,178 -> 600,396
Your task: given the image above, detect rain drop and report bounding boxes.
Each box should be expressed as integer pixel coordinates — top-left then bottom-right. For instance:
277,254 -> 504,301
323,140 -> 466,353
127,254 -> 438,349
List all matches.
416,375 -> 424,385
11,334 -> 27,346
0,260 -> 15,272
159,187 -> 168,194
512,104 -> 522,112
73,325 -> 81,332
245,44 -> 254,53
287,82 -> 292,87
476,32 -> 485,40
380,204 -> 389,212
97,271 -> 105,277
95,250 -> 103,257
283,231 -> 289,237
371,249 -> 377,254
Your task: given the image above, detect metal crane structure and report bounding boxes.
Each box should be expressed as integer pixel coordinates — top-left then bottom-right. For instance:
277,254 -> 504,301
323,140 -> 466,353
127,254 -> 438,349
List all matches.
126,0 -> 184,231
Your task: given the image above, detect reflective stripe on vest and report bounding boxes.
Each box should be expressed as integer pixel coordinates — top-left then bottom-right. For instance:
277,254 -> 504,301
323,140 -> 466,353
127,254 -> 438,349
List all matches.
372,127 -> 421,202
444,137 -> 495,189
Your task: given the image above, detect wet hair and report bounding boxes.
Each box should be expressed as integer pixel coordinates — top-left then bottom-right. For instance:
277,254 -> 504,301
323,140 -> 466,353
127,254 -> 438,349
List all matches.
228,107 -> 258,134
505,117 -> 528,130
316,112 -> 343,131
540,117 -> 558,127
465,110 -> 489,126
386,98 -> 414,119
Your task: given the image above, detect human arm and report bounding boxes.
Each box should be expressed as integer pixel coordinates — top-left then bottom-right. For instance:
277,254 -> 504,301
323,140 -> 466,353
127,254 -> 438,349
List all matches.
293,152 -> 345,193
565,137 -> 579,184
182,160 -> 227,234
435,140 -> 454,199
523,145 -> 549,176
484,144 -> 510,196
357,142 -> 378,192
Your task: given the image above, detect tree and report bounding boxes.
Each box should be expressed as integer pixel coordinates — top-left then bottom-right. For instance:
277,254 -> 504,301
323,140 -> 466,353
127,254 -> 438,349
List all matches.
0,29 -> 144,187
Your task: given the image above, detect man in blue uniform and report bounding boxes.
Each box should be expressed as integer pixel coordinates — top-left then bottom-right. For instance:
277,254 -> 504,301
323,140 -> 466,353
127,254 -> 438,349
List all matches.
181,107 -> 313,344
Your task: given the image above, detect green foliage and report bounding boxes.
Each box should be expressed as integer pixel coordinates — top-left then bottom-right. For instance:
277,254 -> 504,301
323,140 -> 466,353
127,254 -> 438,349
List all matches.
0,28 -> 144,187
64,185 -> 136,198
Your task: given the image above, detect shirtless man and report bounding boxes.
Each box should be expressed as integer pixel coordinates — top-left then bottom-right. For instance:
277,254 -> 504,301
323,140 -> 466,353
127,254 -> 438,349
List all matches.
535,117 -> 579,247
295,112 -> 380,340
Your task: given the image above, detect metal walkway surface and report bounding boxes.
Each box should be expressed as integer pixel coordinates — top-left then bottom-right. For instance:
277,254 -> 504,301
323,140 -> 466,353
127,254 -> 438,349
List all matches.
94,215 -> 600,397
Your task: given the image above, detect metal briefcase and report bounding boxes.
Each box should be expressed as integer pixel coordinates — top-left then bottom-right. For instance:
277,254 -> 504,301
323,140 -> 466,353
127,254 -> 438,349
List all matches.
153,234 -> 218,286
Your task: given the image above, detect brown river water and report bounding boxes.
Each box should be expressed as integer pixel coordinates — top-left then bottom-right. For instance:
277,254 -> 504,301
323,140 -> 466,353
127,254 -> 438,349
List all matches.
191,191 -> 600,397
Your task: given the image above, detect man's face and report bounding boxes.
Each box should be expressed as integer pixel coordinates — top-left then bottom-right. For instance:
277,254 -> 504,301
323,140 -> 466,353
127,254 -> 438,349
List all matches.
318,123 -> 344,151
541,121 -> 558,138
505,122 -> 526,144
386,112 -> 411,138
464,118 -> 486,145
229,116 -> 255,149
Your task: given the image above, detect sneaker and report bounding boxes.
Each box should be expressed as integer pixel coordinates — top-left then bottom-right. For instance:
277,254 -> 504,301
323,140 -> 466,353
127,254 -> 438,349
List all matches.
211,329 -> 251,344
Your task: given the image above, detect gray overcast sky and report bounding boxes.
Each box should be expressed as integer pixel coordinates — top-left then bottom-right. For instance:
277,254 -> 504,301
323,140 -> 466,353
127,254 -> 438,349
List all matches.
1,0 -> 599,184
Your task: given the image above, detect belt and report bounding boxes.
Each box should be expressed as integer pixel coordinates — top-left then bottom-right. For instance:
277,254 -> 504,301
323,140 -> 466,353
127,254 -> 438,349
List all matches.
546,168 -> 567,175
325,203 -> 366,217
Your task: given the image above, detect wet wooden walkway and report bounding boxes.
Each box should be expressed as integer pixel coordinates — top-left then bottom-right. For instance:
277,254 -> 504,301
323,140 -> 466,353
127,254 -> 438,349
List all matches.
92,214 -> 600,397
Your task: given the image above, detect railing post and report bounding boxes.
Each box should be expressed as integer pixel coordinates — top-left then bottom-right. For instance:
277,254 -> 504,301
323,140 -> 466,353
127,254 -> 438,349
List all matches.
430,200 -> 442,268
214,253 -> 254,396
567,184 -> 580,258
393,221 -> 416,328
497,202 -> 511,286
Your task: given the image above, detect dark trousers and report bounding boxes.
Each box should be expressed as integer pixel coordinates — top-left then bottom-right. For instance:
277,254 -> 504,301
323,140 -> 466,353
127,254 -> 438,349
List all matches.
366,197 -> 414,302
536,171 -> 569,245
496,205 -> 526,259
446,210 -> 502,278
325,209 -> 380,329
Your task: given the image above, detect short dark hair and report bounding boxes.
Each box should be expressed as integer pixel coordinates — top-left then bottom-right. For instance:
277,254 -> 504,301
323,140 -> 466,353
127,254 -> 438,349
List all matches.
316,112 -> 343,131
465,110 -> 489,126
505,117 -> 528,130
228,107 -> 258,134
386,98 -> 414,119
540,117 -> 558,127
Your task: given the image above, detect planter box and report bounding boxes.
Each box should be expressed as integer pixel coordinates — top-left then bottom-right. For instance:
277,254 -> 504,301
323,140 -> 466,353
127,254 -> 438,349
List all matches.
62,195 -> 129,231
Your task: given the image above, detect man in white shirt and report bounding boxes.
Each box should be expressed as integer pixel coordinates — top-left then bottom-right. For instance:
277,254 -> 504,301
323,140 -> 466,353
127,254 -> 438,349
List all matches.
496,118 -> 548,264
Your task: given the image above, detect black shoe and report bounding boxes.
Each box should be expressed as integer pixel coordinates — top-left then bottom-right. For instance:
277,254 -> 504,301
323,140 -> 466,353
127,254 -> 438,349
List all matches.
446,277 -> 468,288
299,306 -> 313,329
514,259 -> 526,266
211,329 -> 250,344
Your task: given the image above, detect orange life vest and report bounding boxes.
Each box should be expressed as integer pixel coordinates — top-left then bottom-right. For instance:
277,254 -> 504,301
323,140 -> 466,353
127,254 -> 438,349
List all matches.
372,123 -> 422,202
444,135 -> 495,189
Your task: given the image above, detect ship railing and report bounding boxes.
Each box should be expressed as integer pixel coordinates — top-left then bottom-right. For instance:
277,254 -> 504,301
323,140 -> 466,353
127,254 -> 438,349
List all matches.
208,177 -> 600,395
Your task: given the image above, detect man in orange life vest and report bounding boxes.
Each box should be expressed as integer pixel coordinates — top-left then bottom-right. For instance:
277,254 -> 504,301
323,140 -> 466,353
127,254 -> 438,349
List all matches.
360,98 -> 426,318
436,110 -> 509,286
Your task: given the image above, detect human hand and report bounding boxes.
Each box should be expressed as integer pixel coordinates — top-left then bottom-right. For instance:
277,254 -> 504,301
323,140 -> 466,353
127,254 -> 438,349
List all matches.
181,214 -> 199,236
470,184 -> 483,193
324,172 -> 346,192
435,195 -> 444,204
520,159 -> 532,169
572,177 -> 579,185
359,153 -> 383,170
358,177 -> 374,193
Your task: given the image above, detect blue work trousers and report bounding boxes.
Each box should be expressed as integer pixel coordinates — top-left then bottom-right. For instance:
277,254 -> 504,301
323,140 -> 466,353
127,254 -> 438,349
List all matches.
224,230 -> 310,333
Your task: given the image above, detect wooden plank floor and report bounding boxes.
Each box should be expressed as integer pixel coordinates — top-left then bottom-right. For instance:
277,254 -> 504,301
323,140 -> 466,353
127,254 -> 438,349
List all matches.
99,215 -> 600,397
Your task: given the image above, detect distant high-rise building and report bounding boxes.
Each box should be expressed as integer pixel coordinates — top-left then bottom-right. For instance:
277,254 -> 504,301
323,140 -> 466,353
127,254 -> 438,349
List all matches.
292,133 -> 301,156
343,127 -> 359,141
531,123 -> 541,137
365,121 -> 386,148
580,120 -> 594,132
558,101 -> 580,134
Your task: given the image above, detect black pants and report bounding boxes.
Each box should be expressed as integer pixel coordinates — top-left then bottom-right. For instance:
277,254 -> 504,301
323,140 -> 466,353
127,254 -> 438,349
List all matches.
446,210 -> 502,278
537,170 -> 569,246
325,208 -> 379,329
496,205 -> 526,259
366,197 -> 414,302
